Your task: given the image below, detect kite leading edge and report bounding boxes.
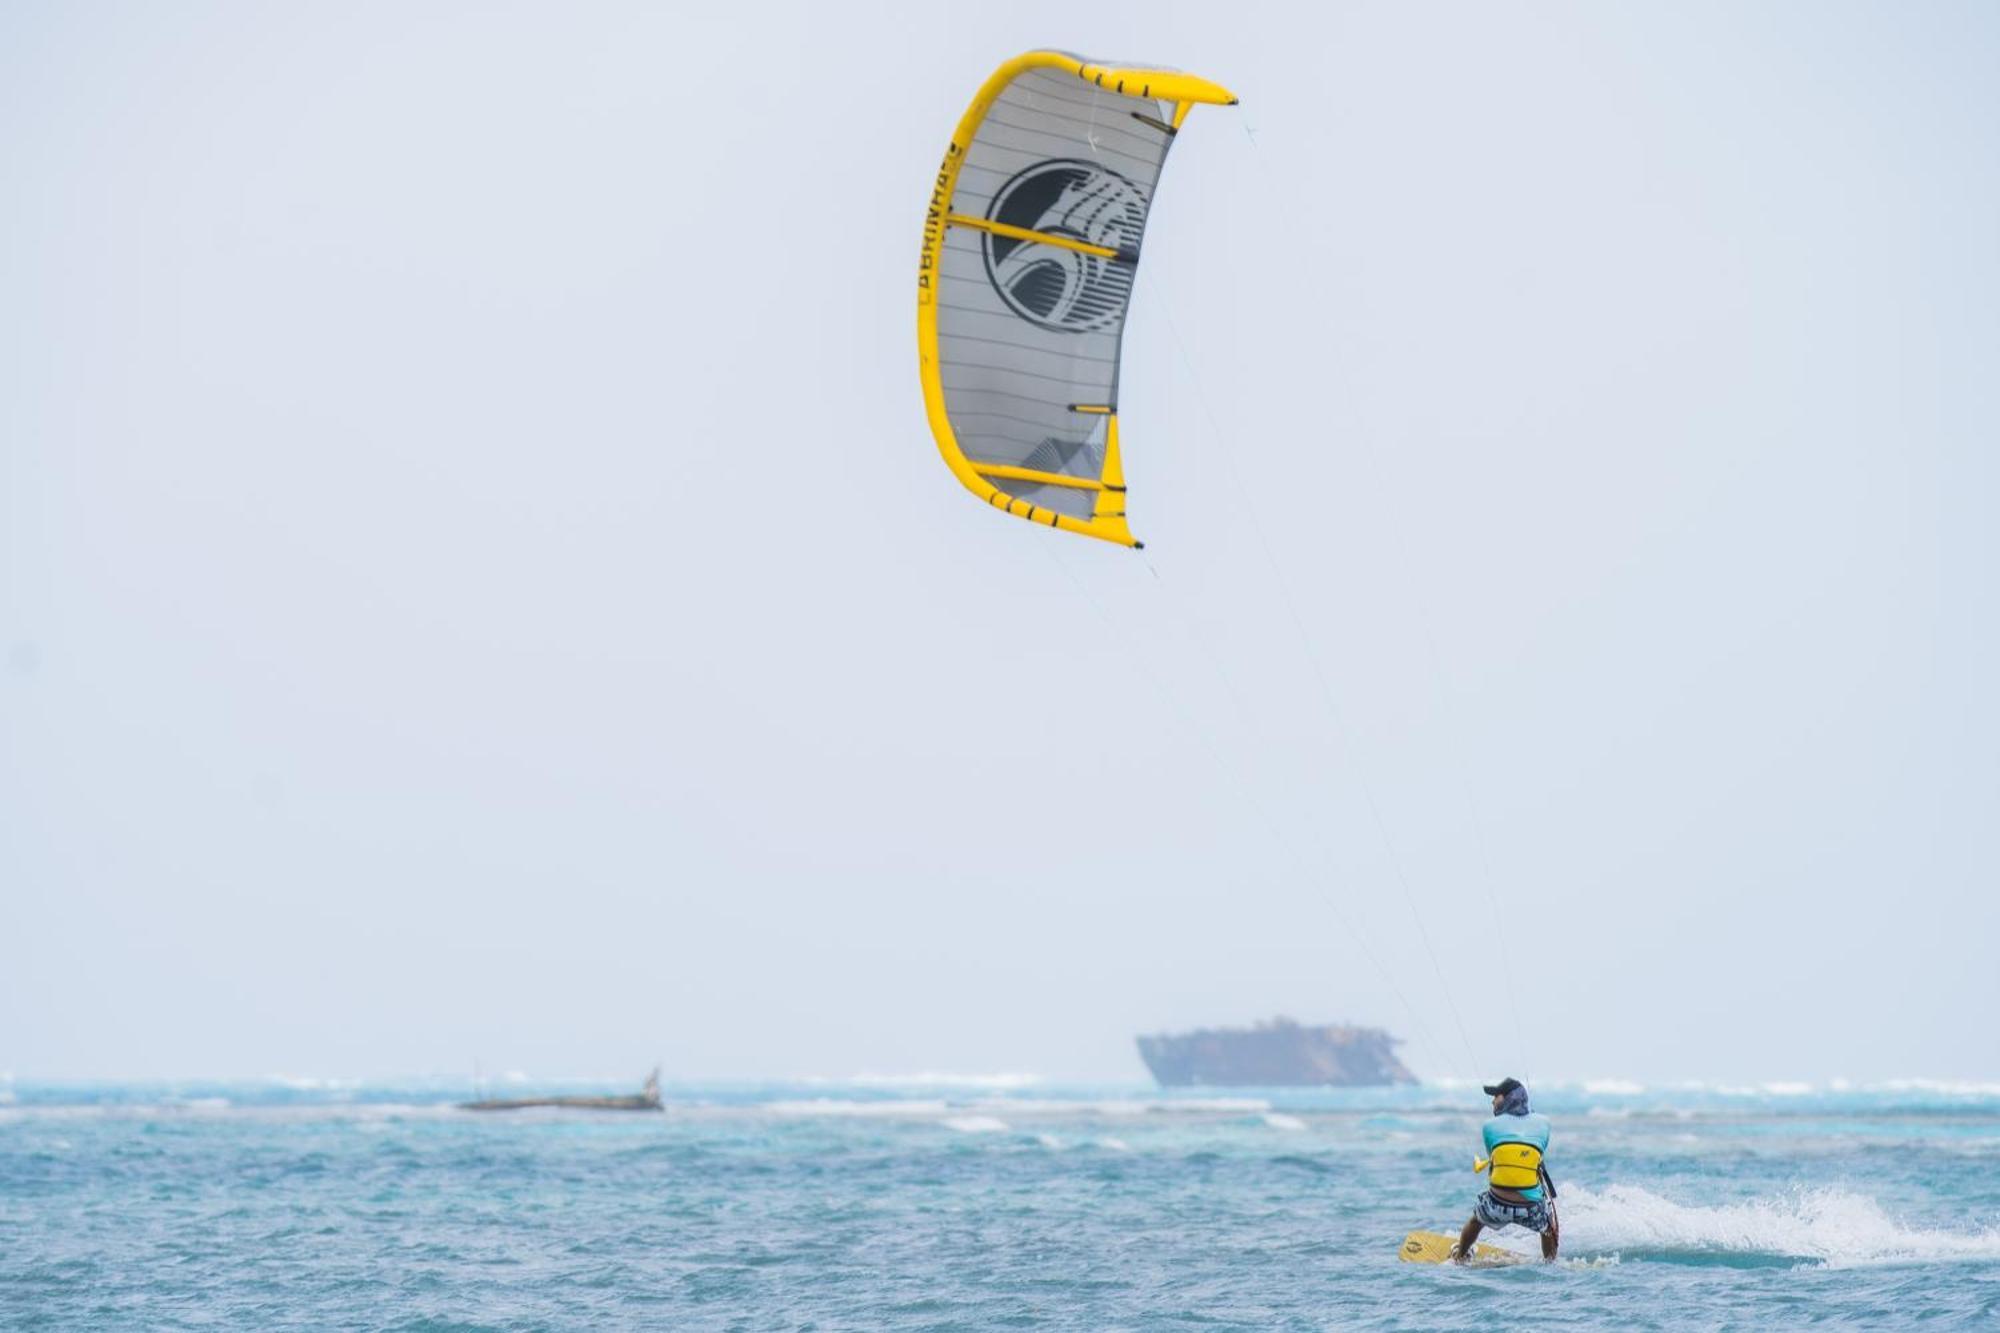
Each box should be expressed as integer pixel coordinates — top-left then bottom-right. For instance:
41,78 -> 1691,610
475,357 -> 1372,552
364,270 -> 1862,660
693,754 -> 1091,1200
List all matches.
917,51 -> 1237,547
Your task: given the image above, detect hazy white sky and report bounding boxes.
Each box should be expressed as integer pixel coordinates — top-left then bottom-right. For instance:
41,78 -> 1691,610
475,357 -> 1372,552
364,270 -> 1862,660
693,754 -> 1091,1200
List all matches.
4,2 -> 1995,1084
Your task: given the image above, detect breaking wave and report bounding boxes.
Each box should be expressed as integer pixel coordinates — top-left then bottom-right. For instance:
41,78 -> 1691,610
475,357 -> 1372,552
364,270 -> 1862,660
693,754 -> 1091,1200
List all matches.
764,1099 -> 952,1118
1560,1184 -> 2000,1268
813,1072 -> 1043,1091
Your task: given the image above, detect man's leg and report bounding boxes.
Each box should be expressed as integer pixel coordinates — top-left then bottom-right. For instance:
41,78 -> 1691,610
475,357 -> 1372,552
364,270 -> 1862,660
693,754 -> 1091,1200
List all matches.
1455,1214 -> 1483,1263
1540,1204 -> 1559,1262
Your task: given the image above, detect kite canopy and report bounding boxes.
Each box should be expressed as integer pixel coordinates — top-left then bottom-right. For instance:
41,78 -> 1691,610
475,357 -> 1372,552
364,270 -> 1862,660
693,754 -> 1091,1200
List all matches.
917,51 -> 1237,547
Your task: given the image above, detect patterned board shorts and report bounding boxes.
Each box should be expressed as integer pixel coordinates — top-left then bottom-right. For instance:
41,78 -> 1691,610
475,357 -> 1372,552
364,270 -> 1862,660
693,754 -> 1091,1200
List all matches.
1475,1190 -> 1553,1234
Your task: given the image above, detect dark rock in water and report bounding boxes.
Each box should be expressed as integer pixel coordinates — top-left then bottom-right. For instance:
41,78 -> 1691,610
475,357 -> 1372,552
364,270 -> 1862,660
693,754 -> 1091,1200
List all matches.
1136,1018 -> 1416,1087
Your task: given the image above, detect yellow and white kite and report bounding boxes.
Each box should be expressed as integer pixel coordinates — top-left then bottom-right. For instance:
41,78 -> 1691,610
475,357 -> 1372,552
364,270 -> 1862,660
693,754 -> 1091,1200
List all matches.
917,51 -> 1237,547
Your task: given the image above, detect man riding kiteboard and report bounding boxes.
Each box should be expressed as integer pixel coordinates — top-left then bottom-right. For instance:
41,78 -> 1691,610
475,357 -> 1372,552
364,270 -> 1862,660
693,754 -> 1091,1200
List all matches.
1454,1077 -> 1559,1263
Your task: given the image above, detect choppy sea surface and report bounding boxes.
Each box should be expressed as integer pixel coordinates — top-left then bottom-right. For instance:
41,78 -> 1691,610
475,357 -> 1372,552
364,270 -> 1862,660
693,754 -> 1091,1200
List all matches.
4,1076 -> 1999,1329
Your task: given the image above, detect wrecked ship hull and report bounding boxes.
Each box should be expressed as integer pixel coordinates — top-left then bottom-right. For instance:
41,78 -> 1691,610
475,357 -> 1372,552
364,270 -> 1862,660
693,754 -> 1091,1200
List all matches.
1137,1019 -> 1416,1087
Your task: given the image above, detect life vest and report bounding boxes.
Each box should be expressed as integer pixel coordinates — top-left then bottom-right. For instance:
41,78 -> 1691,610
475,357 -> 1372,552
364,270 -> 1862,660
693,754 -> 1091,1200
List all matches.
1480,1141 -> 1543,1191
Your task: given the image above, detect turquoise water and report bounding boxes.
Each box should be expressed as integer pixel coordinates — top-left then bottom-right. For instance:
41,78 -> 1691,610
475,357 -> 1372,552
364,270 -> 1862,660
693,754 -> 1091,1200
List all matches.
5,1079 -> 1999,1328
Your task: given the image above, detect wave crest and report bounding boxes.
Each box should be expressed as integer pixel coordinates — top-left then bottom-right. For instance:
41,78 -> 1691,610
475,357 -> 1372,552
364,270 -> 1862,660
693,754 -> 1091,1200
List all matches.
1560,1184 -> 2000,1267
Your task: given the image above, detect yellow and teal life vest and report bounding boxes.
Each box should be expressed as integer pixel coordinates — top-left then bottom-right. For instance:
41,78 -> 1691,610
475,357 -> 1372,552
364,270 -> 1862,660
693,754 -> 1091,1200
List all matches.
1477,1112 -> 1552,1201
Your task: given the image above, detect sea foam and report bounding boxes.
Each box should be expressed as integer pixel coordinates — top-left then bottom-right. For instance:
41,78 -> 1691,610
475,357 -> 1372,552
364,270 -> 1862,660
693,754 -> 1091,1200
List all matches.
764,1098 -> 952,1118
1560,1184 -> 2000,1268
808,1072 -> 1043,1090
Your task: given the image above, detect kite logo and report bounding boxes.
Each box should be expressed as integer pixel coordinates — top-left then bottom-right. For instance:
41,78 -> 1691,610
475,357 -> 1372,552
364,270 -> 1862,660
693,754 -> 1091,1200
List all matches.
982,159 -> 1147,334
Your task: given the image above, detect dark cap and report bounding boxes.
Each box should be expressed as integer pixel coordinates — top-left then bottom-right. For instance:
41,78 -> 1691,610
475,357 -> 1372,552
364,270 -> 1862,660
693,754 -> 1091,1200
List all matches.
1482,1077 -> 1524,1097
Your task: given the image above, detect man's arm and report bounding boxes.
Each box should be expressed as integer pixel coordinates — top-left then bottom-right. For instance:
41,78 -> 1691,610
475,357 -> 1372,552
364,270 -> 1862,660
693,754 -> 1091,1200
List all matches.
1539,1163 -> 1557,1200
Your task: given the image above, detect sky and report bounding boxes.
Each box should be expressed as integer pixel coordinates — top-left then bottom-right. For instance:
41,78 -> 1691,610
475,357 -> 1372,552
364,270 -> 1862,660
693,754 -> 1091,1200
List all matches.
3,1 -> 1996,1085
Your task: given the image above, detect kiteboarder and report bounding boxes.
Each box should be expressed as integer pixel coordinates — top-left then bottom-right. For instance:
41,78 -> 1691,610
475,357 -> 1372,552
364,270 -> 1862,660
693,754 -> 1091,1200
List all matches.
1453,1077 -> 1559,1262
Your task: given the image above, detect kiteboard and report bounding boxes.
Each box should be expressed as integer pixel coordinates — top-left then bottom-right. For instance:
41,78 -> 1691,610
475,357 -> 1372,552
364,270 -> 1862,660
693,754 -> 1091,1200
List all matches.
1398,1231 -> 1529,1267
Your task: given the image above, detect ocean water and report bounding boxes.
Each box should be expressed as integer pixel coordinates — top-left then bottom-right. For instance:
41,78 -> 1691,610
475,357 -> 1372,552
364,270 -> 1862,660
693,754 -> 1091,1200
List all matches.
4,1077 -> 1999,1329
